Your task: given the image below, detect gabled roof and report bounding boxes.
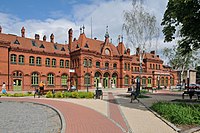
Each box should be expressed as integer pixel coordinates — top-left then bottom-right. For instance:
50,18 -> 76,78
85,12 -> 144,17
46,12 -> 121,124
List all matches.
0,33 -> 69,55
71,33 -> 120,56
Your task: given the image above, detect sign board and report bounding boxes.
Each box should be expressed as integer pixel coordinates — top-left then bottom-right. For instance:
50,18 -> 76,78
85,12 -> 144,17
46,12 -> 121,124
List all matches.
69,69 -> 75,73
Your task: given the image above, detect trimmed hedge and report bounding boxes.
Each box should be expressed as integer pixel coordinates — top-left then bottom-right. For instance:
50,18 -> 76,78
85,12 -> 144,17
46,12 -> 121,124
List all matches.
46,91 -> 94,99
151,102 -> 200,125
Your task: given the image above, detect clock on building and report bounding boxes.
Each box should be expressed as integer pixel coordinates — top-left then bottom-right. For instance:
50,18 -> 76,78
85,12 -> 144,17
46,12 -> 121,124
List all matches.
105,49 -> 110,55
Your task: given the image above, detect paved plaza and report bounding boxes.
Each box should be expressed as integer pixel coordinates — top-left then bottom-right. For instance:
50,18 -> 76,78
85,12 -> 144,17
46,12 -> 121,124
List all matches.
0,89 -> 200,133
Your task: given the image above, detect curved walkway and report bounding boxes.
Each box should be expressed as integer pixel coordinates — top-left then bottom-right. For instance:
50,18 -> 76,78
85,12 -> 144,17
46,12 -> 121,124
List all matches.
0,97 -> 123,133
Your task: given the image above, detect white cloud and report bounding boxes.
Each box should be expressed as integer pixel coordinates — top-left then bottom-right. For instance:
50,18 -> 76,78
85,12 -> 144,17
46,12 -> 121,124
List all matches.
0,0 -> 174,54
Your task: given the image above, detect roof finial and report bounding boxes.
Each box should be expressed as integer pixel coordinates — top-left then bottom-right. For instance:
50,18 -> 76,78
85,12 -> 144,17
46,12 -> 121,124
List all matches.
80,27 -> 82,34
105,26 -> 109,38
82,25 -> 85,33
121,35 -> 123,42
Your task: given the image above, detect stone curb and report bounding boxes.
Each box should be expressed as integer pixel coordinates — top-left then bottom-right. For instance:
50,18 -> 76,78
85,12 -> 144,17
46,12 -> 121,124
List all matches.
27,100 -> 66,133
137,99 -> 181,133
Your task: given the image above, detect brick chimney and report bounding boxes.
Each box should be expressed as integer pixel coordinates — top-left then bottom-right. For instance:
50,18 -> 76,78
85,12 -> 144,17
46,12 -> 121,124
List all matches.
127,48 -> 130,55
50,33 -> 54,43
35,34 -> 40,40
68,28 -> 73,52
0,26 -> 2,33
43,35 -> 46,41
136,47 -> 140,56
21,27 -> 25,37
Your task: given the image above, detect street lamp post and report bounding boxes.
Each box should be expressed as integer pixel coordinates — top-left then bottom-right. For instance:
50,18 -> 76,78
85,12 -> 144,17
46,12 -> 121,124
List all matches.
158,75 -> 160,90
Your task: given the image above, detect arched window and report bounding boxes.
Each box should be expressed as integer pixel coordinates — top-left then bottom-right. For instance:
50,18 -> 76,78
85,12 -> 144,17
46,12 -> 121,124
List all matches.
46,58 -> 50,67
124,75 -> 129,85
96,61 -> 100,68
29,56 -> 35,65
47,73 -> 54,85
84,73 -> 90,86
31,72 -> 39,85
170,77 -> 174,85
113,63 -> 117,69
128,64 -> 130,71
161,77 -> 164,86
124,63 -> 127,70
88,59 -> 92,67
36,57 -> 41,66
52,58 -> 56,67
105,62 -> 109,69
60,59 -> 64,68
11,54 -> 17,64
84,59 -> 87,67
19,55 -> 24,64
61,74 -> 68,86
165,77 -> 168,86
142,77 -> 146,86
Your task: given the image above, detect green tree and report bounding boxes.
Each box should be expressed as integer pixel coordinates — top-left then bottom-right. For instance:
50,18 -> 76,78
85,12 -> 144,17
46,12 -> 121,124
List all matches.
163,46 -> 199,84
162,0 -> 200,54
123,0 -> 159,51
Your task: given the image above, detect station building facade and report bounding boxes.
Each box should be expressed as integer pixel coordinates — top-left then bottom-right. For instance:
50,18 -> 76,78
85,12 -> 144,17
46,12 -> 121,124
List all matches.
0,26 -> 178,91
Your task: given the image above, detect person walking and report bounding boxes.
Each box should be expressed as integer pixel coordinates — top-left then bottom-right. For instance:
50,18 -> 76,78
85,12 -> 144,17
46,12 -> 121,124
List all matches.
39,81 -> 45,96
2,82 -> 7,94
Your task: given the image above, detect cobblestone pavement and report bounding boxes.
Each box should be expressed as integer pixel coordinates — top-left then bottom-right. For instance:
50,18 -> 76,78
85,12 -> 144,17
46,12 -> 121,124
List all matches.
0,101 -> 61,133
0,97 -> 123,133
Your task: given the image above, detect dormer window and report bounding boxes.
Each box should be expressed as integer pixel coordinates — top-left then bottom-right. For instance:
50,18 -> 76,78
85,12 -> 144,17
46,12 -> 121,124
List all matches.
39,44 -> 45,48
76,44 -> 80,48
54,44 -> 58,50
61,47 -> 65,51
32,40 -> 37,47
84,43 -> 89,48
124,50 -> 127,54
14,39 -> 20,45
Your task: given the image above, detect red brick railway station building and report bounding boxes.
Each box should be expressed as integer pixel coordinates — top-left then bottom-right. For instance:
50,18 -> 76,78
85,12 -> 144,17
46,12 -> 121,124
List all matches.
0,26 -> 178,91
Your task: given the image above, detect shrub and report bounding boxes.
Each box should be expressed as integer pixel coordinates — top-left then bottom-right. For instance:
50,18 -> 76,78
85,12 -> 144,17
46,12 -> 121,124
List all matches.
13,93 -> 24,97
54,91 -> 63,98
71,92 -> 79,98
46,91 -> 53,98
63,92 -> 72,98
86,92 -> 94,98
78,92 -> 86,98
151,102 -> 200,125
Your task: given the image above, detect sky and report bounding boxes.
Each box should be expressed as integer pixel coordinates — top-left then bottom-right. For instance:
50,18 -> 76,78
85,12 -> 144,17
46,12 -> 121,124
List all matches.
0,0 -> 175,60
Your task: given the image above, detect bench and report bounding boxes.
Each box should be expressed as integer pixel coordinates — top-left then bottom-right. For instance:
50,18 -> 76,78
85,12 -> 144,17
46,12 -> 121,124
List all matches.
182,90 -> 200,100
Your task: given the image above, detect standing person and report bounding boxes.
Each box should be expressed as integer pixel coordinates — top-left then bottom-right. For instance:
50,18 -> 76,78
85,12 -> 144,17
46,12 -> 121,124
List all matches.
2,82 -> 7,94
39,81 -> 45,96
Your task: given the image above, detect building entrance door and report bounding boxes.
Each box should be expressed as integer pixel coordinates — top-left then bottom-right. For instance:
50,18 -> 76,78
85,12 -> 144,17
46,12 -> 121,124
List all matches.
13,79 -> 22,91
147,78 -> 152,87
103,78 -> 108,89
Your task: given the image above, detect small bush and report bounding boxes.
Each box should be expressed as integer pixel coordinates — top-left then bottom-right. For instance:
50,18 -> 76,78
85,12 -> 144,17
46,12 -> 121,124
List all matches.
63,92 -> 72,98
54,91 -> 63,98
46,91 -> 53,98
13,93 -> 24,97
71,92 -> 79,98
86,92 -> 94,98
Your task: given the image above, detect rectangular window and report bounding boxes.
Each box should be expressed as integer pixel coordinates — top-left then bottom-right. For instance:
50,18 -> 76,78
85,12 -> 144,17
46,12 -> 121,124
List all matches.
66,60 -> 69,68
29,56 -> 35,66
46,58 -> 50,67
36,57 -> 41,66
19,55 -> 24,65
11,54 -> 17,64
52,59 -> 56,67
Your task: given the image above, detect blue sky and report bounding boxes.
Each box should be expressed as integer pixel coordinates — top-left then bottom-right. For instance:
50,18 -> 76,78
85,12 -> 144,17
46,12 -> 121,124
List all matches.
0,0 -> 174,58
